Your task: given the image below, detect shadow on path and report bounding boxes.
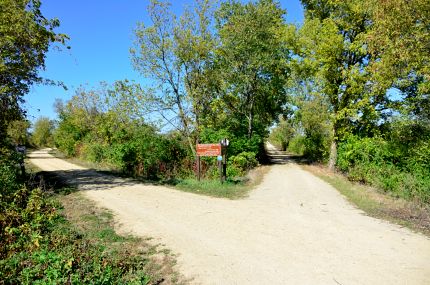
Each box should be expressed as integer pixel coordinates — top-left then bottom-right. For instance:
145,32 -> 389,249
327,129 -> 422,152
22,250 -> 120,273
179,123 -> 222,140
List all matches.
265,143 -> 308,165
36,169 -> 138,192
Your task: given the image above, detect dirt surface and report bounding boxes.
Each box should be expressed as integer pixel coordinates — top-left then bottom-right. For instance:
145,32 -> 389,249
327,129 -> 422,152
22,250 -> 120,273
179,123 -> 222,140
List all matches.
29,149 -> 430,285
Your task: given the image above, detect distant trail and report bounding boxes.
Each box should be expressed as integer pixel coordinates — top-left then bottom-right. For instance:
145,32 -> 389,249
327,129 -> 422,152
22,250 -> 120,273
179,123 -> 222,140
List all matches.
30,149 -> 430,285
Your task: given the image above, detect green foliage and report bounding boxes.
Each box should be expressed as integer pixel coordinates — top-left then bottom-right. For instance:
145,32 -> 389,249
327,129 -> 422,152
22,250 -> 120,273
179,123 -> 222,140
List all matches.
302,132 -> 331,162
0,186 -> 153,284
131,0 -> 217,155
337,133 -> 430,204
228,151 -> 258,177
337,136 -> 392,173
0,149 -> 22,195
297,0 -> 387,167
211,0 -> 290,139
54,88 -> 189,179
7,120 -> 30,145
199,127 -> 262,178
31,117 -> 54,147
269,116 -> 295,151
287,135 -> 305,155
0,0 -> 68,145
367,0 -> 430,123
81,143 -> 106,163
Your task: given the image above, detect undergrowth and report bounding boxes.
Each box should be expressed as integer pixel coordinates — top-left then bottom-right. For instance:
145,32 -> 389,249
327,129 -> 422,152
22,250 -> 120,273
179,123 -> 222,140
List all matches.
0,161 -> 182,284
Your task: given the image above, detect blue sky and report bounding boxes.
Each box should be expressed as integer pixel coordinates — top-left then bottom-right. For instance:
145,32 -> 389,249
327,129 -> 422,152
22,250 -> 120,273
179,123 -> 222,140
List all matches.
24,0 -> 304,122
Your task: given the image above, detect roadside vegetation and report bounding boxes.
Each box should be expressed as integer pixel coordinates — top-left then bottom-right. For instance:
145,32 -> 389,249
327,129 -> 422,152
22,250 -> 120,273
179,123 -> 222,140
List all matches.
1,0 -> 429,282
0,1 -> 180,283
0,171 -> 183,284
268,0 -> 429,205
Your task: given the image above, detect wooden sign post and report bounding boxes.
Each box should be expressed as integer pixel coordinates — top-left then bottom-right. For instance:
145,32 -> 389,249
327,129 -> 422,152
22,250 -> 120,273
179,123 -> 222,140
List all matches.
196,143 -> 222,181
196,139 -> 229,183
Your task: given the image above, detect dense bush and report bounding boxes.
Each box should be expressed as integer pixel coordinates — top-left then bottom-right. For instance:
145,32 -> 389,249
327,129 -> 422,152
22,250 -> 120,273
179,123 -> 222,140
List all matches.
287,135 -> 305,155
54,101 -> 188,179
302,132 -> 331,162
337,135 -> 430,203
227,151 -> 259,177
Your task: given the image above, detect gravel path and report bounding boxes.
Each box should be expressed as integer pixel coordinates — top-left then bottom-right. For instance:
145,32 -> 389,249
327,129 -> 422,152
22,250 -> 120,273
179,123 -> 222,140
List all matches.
29,149 -> 430,285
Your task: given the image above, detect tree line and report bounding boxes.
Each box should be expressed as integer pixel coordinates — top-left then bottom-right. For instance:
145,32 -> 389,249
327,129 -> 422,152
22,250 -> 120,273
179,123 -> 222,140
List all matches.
2,0 -> 430,200
5,0 -> 430,201
0,0 -> 429,282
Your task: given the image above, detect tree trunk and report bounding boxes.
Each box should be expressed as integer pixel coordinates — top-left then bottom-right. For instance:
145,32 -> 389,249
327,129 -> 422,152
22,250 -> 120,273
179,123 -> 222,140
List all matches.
176,94 -> 196,157
328,139 -> 337,171
248,100 -> 254,139
328,124 -> 337,171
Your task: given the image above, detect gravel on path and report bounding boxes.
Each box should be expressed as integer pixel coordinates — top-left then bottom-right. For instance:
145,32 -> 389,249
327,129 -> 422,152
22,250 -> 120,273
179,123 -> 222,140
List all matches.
29,149 -> 430,285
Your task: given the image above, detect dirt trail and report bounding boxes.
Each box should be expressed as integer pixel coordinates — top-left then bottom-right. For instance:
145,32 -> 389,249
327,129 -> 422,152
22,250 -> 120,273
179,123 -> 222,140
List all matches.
29,149 -> 430,285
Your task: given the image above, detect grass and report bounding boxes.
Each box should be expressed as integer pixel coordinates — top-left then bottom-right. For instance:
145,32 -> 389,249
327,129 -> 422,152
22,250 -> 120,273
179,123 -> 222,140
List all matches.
172,166 -> 269,199
173,178 -> 249,199
303,164 -> 430,237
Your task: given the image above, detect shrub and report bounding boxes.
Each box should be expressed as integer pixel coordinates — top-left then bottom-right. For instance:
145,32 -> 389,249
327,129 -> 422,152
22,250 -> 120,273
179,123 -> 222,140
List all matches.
337,135 -> 430,204
106,142 -> 136,173
229,152 -> 258,176
0,168 -> 152,283
302,132 -> 331,162
81,143 -> 107,163
287,135 -> 305,155
337,135 -> 393,172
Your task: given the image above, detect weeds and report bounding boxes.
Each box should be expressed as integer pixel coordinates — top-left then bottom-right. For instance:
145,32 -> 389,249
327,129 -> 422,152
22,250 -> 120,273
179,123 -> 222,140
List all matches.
0,167 -> 184,284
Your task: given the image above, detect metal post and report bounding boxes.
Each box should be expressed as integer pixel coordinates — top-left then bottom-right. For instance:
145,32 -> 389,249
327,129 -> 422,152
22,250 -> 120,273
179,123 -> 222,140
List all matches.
222,154 -> 227,182
219,159 -> 223,183
197,155 -> 201,181
219,138 -> 229,183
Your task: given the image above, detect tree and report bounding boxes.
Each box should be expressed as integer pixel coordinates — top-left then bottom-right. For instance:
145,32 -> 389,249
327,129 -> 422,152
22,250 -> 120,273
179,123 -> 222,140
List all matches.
131,0 -> 216,155
7,120 -> 30,145
298,0 -> 382,169
269,115 -> 295,151
367,0 -> 430,123
31,117 -> 54,147
0,0 -> 68,147
212,0 -> 290,139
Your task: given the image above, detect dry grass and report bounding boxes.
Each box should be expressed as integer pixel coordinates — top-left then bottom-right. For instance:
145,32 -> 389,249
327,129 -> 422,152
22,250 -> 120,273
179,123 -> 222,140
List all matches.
303,164 -> 430,237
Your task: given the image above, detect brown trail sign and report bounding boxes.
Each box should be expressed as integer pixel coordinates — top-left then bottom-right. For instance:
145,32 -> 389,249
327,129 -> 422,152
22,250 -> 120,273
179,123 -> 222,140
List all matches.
196,144 -> 221,157
195,143 -> 228,182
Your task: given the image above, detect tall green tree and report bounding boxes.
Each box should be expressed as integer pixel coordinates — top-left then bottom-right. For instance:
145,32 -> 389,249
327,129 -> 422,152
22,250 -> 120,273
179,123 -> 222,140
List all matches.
0,0 -> 67,146
131,0 -> 216,155
31,116 -> 54,147
212,0 -> 290,138
299,0 -> 382,169
367,0 -> 430,123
